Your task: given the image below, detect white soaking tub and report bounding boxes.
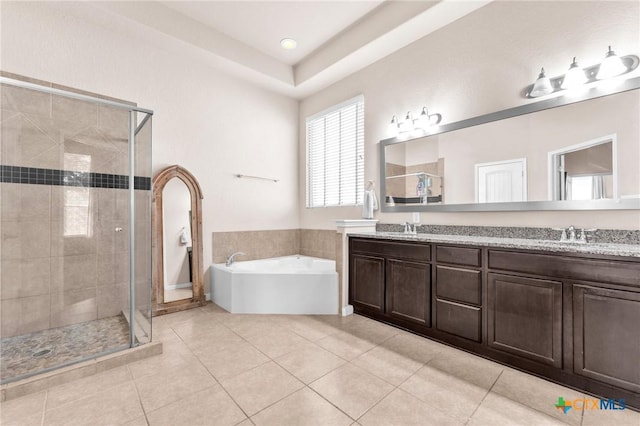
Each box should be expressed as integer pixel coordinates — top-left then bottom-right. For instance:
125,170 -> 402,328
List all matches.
211,255 -> 338,314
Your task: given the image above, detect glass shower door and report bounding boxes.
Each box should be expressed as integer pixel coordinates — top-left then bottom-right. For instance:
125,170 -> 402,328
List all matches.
0,76 -> 153,383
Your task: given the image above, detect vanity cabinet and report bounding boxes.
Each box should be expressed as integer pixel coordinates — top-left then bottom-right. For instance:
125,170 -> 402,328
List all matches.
386,259 -> 431,326
349,238 -> 431,329
350,254 -> 385,314
348,236 -> 640,409
487,273 -> 562,367
572,284 -> 640,393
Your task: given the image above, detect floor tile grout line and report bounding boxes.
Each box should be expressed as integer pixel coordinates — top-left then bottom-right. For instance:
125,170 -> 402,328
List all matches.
305,383 -> 357,423
127,365 -> 151,426
241,382 -> 306,421
466,369 -> 504,422
181,319 -> 283,423
156,324 -> 253,424
40,389 -> 48,426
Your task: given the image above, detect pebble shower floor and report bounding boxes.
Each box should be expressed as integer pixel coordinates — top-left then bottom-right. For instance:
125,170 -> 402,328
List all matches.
0,314 -> 130,383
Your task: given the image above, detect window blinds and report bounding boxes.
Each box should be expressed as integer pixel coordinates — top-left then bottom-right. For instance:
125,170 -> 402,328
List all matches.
306,96 -> 364,208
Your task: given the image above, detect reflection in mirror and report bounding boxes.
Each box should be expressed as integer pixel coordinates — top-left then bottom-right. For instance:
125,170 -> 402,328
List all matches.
162,178 -> 193,303
381,85 -> 639,211
152,165 -> 205,316
475,158 -> 527,203
549,136 -> 615,201
385,138 -> 444,205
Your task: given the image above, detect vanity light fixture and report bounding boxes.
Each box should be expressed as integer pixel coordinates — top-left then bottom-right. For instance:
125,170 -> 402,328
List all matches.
280,38 -> 297,50
400,111 -> 415,133
388,115 -> 399,137
387,106 -> 442,138
530,67 -> 554,97
524,46 -> 639,98
596,46 -> 627,79
560,57 -> 587,90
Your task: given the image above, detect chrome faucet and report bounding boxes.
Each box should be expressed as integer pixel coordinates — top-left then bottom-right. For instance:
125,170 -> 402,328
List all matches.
403,222 -> 417,235
225,251 -> 245,267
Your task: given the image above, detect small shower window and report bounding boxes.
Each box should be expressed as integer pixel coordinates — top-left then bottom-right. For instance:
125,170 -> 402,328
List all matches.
63,153 -> 93,237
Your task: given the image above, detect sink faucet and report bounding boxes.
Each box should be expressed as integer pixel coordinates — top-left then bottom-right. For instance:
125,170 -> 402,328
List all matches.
403,222 -> 417,235
225,251 -> 245,267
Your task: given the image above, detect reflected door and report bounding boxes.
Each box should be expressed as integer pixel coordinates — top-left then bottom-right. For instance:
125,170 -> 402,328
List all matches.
475,158 -> 527,203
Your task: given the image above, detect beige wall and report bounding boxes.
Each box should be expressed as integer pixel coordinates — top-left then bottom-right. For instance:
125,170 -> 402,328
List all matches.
298,0 -> 640,230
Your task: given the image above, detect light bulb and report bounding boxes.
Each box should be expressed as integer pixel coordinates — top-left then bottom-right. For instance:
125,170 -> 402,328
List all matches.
596,46 -> 627,79
387,115 -> 399,138
561,57 -> 586,90
417,107 -> 429,130
529,67 -> 554,97
400,111 -> 414,133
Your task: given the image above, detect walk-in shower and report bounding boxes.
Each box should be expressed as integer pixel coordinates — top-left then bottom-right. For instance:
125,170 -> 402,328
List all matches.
0,74 -> 153,383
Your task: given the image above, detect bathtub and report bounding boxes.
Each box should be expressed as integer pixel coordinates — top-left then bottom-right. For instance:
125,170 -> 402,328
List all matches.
211,255 -> 339,314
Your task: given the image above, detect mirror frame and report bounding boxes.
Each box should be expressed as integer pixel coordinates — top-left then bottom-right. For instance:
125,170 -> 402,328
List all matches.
152,165 -> 206,315
380,76 -> 640,212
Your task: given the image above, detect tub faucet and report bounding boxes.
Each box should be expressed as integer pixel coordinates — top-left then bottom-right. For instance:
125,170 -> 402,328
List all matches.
226,251 -> 245,267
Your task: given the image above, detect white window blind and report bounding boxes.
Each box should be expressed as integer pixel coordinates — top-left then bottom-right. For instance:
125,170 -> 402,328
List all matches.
306,96 -> 364,208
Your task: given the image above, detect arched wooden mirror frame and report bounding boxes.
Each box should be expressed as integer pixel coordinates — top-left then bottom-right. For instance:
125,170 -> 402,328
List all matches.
152,165 -> 206,315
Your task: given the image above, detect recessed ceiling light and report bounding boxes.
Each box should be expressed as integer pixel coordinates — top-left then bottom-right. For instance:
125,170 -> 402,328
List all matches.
280,38 -> 297,50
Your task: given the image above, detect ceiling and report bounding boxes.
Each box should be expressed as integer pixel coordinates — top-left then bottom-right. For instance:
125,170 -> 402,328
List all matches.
159,1 -> 385,66
91,0 -> 492,99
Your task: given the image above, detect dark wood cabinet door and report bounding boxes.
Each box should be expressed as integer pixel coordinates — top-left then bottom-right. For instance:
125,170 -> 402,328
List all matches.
488,273 -> 563,367
573,285 -> 640,393
350,254 -> 385,313
386,259 -> 431,326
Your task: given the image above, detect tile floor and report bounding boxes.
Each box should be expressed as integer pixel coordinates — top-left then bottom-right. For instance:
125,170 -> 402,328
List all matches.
1,302 -> 639,426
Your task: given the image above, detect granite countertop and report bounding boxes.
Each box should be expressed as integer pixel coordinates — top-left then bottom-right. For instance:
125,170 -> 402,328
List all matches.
349,231 -> 640,258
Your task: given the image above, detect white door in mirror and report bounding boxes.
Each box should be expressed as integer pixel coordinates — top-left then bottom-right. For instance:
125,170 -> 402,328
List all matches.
475,158 -> 527,203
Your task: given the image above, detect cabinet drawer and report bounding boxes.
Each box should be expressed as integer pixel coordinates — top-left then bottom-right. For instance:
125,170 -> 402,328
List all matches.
351,238 -> 430,262
436,245 -> 481,267
436,266 -> 481,306
488,250 -> 640,287
436,299 -> 481,342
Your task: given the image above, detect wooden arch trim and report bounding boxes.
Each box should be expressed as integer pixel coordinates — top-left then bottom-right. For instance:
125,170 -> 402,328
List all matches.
152,165 -> 206,316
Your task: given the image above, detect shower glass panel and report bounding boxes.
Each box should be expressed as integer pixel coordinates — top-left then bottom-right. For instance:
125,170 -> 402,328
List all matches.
133,112 -> 152,344
0,76 -> 153,383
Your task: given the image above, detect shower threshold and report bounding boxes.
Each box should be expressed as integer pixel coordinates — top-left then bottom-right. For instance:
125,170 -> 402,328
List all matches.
0,314 -> 130,384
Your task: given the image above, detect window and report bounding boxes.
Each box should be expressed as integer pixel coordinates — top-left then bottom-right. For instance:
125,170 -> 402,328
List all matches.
306,95 -> 364,208
63,153 -> 92,237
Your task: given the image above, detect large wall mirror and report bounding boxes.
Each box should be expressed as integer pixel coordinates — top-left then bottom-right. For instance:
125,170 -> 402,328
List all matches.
380,77 -> 640,212
152,165 -> 206,315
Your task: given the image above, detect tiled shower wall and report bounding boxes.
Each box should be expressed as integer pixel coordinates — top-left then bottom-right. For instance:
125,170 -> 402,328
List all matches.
0,73 -> 151,338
